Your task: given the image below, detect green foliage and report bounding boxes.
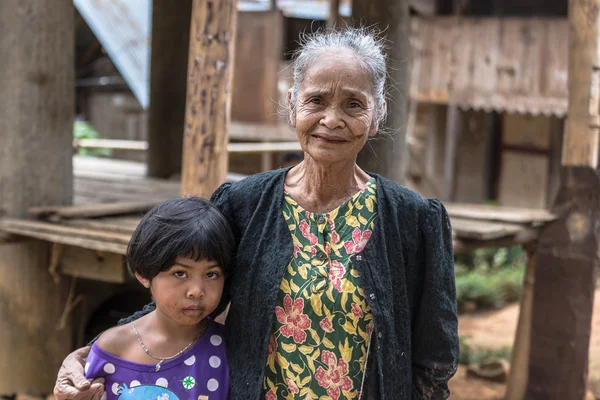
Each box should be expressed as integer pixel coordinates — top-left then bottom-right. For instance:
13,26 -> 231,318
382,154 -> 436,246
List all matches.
73,120 -> 112,158
459,336 -> 512,365
455,246 -> 526,312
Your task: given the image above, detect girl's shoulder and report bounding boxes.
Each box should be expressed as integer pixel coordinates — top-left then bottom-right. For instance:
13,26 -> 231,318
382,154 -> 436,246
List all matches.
95,322 -> 136,358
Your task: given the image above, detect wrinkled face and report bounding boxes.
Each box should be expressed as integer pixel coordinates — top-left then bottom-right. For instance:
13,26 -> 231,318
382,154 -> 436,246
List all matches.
289,48 -> 380,165
136,256 -> 224,326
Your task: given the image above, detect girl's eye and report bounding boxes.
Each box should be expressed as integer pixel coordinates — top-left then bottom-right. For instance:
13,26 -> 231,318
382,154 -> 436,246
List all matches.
173,271 -> 187,279
206,271 -> 220,280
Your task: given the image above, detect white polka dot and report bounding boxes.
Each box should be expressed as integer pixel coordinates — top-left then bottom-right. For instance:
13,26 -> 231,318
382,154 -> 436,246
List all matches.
111,382 -> 120,395
103,363 -> 115,374
210,335 -> 223,346
156,377 -> 169,388
130,380 -> 141,387
100,393 -> 107,400
84,361 -> 90,375
209,355 -> 221,368
207,378 -> 219,392
184,355 -> 196,366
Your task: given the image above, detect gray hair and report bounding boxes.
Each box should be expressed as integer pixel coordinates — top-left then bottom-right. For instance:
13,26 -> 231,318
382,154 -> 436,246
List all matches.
288,27 -> 388,127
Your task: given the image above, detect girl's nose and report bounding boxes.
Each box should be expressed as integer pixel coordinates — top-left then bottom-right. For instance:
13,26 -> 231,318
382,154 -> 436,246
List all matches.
186,279 -> 205,299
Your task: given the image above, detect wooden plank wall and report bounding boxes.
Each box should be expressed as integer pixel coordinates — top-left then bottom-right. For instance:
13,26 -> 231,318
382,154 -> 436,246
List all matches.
231,11 -> 283,124
498,114 -> 552,209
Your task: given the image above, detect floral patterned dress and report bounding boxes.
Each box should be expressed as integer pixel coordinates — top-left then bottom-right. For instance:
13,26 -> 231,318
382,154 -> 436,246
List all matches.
263,178 -> 377,400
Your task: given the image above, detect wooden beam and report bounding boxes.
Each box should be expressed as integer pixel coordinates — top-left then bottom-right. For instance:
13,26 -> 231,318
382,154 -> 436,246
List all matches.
59,246 -> 128,284
74,138 -> 302,153
181,0 -> 238,197
29,201 -> 158,219
353,0 -> 410,184
525,1 -> 600,398
147,0 -> 193,179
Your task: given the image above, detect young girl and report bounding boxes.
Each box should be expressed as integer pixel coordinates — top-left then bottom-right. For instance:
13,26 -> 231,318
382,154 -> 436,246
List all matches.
85,197 -> 235,400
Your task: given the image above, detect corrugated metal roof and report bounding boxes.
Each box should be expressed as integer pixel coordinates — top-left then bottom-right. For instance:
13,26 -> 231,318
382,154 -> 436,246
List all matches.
410,17 -> 568,116
75,0 -> 350,110
75,0 -> 151,109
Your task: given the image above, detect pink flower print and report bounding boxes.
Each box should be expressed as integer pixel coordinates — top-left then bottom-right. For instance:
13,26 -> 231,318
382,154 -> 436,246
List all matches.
275,295 -> 312,344
265,389 -> 277,400
331,230 -> 340,244
287,379 -> 299,394
320,316 -> 334,333
293,244 -> 301,258
351,303 -> 364,318
329,260 -> 346,292
343,228 -> 372,254
299,220 -> 318,246
315,351 -> 354,400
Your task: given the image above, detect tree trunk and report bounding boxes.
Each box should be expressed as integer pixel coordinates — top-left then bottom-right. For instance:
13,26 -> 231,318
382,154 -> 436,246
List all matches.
353,0 -> 410,184
180,0 -> 238,197
525,1 -> 600,399
0,0 -> 74,394
147,0 -> 193,179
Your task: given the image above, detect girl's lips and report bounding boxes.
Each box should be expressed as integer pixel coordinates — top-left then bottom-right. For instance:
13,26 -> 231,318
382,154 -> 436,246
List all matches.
183,305 -> 204,314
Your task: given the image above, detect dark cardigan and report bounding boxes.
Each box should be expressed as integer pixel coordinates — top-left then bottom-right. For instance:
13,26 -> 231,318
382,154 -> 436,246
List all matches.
119,169 -> 459,399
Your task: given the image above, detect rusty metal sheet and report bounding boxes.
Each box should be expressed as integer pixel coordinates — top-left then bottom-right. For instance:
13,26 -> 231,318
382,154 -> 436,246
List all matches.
410,17 -> 569,116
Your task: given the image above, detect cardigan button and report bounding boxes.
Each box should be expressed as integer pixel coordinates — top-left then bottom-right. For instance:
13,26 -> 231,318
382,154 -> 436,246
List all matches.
378,332 -> 383,339
316,214 -> 326,224
369,293 -> 376,300
355,255 -> 363,261
317,252 -> 327,261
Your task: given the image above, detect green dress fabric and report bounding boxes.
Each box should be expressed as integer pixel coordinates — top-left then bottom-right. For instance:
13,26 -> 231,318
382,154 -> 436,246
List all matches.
263,178 -> 378,400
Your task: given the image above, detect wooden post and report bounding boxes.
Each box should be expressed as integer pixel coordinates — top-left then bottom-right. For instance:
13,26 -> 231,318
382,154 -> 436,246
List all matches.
0,0 -> 74,394
181,0 -> 238,197
442,105 -> 462,201
525,0 -> 600,398
146,0 -> 193,179
504,245 -> 536,400
328,0 -> 342,29
353,0 -> 410,185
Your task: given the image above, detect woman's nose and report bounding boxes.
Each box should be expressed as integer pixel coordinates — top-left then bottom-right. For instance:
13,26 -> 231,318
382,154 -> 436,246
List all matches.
320,107 -> 345,130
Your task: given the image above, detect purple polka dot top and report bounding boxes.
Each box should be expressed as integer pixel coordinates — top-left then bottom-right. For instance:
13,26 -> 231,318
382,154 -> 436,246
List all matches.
86,321 -> 229,400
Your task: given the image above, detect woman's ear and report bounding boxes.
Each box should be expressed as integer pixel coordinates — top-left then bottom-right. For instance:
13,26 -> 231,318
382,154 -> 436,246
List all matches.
287,89 -> 296,127
369,100 -> 387,137
134,272 -> 151,289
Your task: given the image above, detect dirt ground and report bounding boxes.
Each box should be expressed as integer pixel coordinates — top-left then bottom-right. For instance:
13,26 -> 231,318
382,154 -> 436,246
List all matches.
450,289 -> 600,399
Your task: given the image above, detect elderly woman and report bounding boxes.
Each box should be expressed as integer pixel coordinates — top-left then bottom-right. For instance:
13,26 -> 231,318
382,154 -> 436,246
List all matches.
54,28 -> 459,399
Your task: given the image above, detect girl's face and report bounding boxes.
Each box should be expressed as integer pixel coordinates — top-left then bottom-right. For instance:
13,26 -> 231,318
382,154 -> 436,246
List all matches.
135,257 -> 225,326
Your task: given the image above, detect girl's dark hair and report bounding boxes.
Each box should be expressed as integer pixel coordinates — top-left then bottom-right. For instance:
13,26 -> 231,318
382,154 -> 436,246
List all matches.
127,196 -> 235,281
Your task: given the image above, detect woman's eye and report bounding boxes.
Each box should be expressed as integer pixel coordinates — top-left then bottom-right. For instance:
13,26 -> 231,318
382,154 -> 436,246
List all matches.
309,97 -> 322,105
349,101 -> 361,108
173,271 -> 187,278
